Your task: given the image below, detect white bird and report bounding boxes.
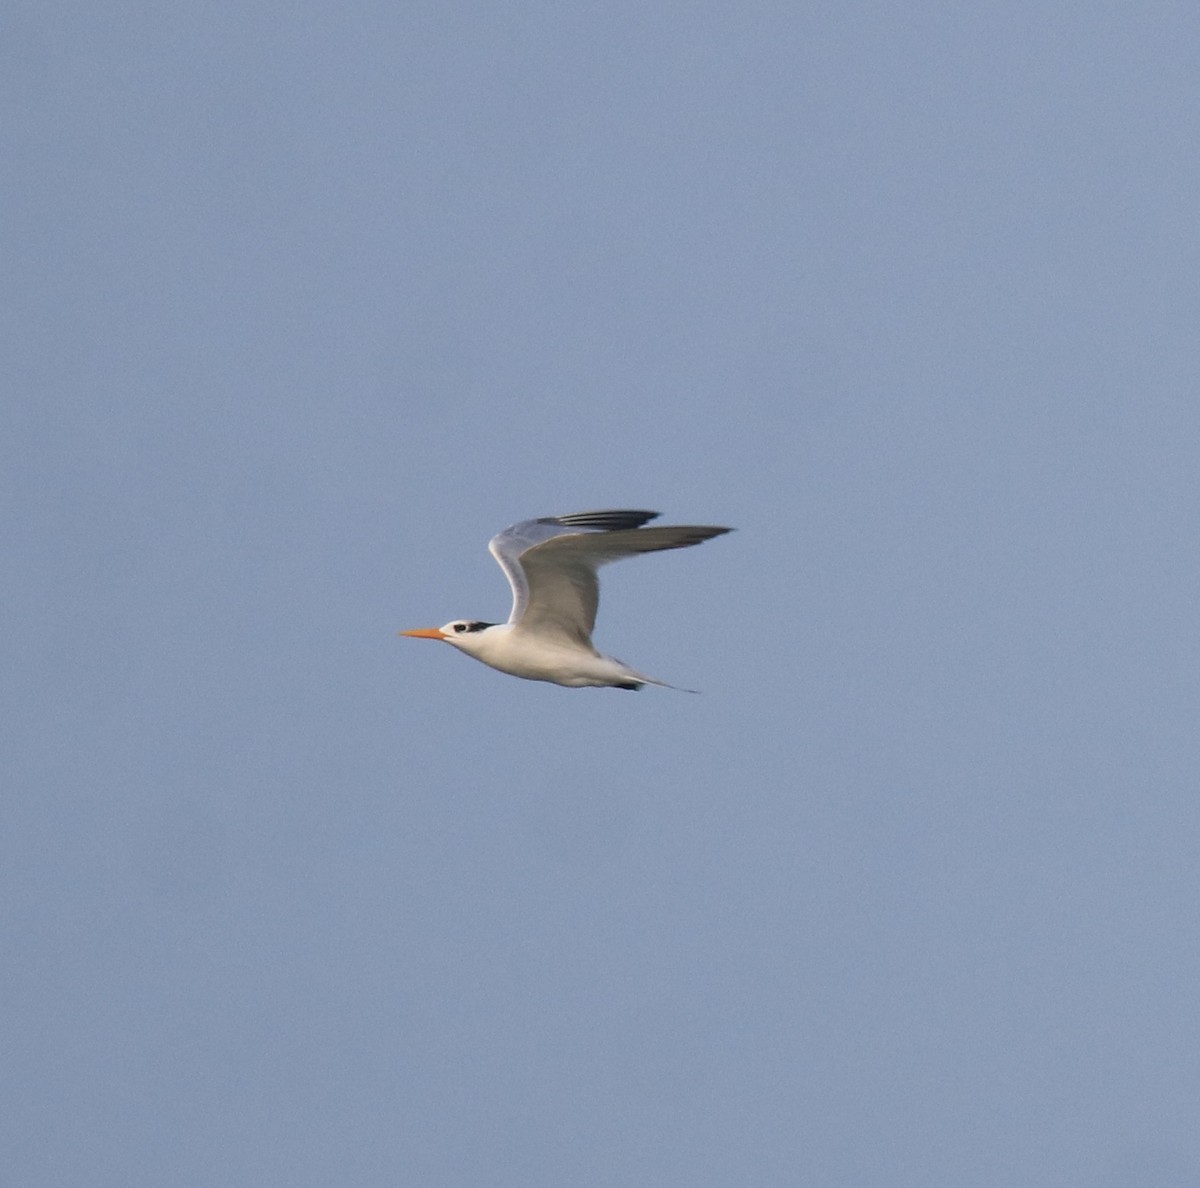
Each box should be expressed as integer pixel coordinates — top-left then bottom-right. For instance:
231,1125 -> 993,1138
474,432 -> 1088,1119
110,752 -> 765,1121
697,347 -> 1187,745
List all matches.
401,509 -> 732,690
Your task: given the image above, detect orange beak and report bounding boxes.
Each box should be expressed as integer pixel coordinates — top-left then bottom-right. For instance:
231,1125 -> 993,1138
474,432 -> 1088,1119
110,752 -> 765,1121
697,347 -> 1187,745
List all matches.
399,627 -> 445,640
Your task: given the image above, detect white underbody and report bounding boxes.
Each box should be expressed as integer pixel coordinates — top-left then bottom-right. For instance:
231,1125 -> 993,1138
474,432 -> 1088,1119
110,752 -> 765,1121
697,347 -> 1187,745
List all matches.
451,623 -> 662,688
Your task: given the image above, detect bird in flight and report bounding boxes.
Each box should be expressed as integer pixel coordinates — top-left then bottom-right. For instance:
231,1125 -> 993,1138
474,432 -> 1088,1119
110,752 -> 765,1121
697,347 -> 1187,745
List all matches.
400,509 -> 732,690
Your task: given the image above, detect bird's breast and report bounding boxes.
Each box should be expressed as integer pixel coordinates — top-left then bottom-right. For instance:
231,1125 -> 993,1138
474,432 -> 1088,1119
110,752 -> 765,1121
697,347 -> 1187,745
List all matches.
465,625 -> 620,686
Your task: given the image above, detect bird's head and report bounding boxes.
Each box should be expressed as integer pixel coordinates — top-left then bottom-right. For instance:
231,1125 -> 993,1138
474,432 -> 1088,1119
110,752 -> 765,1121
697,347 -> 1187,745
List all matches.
400,620 -> 495,651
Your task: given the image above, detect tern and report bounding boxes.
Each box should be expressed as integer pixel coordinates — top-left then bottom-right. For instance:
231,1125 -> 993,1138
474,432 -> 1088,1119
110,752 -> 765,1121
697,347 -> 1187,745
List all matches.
401,509 -> 732,690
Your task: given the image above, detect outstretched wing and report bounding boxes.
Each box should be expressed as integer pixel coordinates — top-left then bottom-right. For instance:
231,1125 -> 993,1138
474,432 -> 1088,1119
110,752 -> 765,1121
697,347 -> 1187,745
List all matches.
489,510 -> 731,646
488,511 -> 659,629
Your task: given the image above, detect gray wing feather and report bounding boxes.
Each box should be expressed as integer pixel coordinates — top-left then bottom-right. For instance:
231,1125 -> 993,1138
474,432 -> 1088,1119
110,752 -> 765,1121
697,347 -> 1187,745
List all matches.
488,510 -> 731,645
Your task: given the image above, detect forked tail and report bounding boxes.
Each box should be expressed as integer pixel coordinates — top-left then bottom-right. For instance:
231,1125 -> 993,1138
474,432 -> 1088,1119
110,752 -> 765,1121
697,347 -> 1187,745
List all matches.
614,663 -> 700,694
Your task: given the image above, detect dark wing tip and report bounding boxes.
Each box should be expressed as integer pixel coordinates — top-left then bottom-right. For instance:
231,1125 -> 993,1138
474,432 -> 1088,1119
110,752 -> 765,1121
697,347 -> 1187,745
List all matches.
676,525 -> 734,544
540,509 -> 661,531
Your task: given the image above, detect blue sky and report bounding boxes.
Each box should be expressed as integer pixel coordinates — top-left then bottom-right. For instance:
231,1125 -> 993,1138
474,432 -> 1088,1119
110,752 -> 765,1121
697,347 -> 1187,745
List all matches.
4,3 -> 1200,1185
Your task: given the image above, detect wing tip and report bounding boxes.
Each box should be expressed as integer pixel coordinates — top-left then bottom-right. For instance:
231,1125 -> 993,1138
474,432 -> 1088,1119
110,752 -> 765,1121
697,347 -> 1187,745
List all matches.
542,509 -> 661,531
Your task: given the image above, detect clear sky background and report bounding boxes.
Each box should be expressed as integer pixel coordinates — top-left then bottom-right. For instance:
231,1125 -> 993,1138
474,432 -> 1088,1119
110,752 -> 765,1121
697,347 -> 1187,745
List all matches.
5,3 -> 1200,1186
